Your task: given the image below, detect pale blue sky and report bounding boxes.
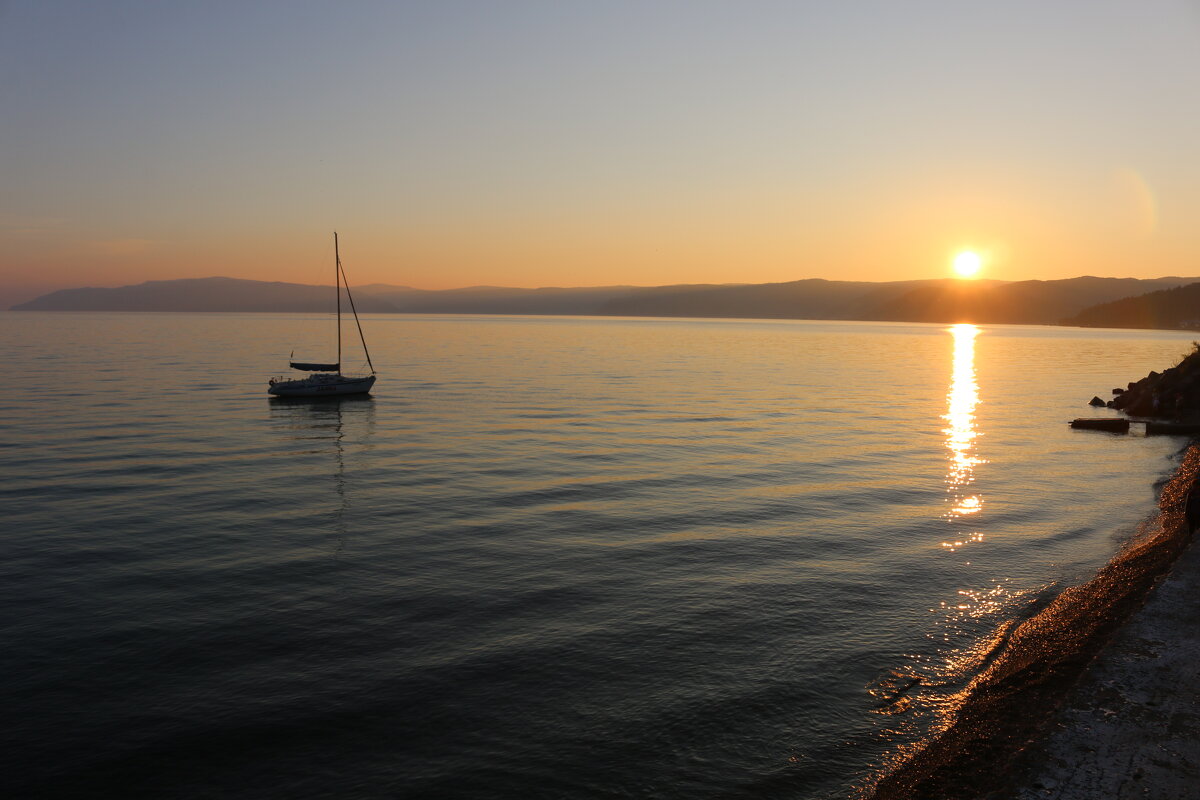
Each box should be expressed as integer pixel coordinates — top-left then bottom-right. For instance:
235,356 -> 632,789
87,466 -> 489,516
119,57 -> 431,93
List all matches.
3,1 -> 1199,304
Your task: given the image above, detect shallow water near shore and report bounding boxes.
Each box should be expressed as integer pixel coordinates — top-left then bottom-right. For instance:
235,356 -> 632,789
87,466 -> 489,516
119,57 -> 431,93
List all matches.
1,312 -> 1195,798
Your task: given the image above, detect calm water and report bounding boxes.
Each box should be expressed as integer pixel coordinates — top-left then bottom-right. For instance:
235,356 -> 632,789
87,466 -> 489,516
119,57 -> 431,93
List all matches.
2,312 -> 1194,798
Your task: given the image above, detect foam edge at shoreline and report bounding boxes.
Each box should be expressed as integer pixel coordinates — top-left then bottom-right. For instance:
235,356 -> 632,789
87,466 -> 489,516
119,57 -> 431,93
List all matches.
860,442 -> 1200,800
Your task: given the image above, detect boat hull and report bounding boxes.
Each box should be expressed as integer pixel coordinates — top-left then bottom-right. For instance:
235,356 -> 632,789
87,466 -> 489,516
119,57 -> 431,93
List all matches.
268,374 -> 376,397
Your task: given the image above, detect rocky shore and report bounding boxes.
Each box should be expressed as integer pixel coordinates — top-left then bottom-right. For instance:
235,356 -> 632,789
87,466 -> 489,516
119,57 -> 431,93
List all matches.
863,348 -> 1200,800
994,498 -> 1200,799
1103,342 -> 1200,419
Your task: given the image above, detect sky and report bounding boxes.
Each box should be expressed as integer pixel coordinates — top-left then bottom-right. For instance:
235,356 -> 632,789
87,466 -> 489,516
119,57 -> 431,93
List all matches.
3,0 -> 1200,305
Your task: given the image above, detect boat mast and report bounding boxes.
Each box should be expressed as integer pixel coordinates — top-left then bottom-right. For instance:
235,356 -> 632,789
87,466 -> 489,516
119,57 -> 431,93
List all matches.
335,231 -> 342,376
339,255 -> 376,376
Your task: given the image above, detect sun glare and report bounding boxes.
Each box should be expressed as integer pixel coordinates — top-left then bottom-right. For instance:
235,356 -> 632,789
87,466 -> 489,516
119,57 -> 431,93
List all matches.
953,251 -> 983,278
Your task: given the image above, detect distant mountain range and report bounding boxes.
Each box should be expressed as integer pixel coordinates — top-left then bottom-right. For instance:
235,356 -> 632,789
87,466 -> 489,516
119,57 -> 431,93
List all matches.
12,275 -> 1200,328
8,278 -> 397,313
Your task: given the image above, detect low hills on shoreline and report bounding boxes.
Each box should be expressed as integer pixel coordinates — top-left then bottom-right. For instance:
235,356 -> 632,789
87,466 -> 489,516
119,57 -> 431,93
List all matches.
1063,282 -> 1200,330
11,275 -> 1200,329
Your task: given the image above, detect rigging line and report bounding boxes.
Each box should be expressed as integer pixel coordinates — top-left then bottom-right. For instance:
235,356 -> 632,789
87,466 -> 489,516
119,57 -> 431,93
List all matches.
338,259 -> 376,375
335,232 -> 342,373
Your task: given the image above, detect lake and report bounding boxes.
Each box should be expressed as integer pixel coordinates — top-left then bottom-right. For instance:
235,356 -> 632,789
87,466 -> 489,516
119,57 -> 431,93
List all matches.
2,312 -> 1194,798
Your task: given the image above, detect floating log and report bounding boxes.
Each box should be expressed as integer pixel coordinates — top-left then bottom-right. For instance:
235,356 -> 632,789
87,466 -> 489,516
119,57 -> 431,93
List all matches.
1070,418 -> 1130,432
1144,422 -> 1200,436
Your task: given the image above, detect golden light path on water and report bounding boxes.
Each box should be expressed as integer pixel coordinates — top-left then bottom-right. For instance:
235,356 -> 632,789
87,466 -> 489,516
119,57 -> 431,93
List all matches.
943,324 -> 985,550
892,323 -> 1016,740
932,324 -> 1025,714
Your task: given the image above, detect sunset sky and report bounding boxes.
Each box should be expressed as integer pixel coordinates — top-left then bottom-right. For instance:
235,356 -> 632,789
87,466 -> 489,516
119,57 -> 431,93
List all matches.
3,1 -> 1199,306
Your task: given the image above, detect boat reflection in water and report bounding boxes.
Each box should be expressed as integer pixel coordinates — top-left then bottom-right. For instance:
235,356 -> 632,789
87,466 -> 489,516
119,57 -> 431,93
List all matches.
268,394 -> 376,553
942,324 -> 985,550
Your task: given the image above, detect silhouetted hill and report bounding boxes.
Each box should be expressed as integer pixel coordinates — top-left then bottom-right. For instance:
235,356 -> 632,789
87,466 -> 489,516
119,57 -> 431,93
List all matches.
596,278 -> 958,319
11,277 -> 399,312
1065,282 -> 1200,329
869,277 -> 1200,324
10,277 -> 945,318
367,285 -> 646,315
12,275 -> 1200,325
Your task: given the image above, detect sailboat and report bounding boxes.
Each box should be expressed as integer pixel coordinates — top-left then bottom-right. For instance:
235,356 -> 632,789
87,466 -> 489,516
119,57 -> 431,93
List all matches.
268,233 -> 377,397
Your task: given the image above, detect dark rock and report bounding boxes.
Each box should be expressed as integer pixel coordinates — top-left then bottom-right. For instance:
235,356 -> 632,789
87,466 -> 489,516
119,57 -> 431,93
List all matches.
1126,398 -> 1155,416
1187,485 -> 1200,534
1146,422 -> 1200,436
1089,396 -> 1106,407
1101,344 -> 1200,421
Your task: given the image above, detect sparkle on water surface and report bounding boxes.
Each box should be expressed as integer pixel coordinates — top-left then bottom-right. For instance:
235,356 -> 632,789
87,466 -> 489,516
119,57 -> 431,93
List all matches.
0,312 -> 1192,799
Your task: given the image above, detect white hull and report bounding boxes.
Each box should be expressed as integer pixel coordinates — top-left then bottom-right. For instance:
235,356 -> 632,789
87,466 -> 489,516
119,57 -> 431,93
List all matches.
268,374 -> 376,397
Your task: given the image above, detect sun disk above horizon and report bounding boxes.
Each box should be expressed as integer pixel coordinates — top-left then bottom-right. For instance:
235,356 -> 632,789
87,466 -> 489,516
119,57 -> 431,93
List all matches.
952,251 -> 983,279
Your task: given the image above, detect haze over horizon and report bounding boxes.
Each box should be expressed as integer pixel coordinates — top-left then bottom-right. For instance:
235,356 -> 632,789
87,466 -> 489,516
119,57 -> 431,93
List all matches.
4,1 -> 1199,308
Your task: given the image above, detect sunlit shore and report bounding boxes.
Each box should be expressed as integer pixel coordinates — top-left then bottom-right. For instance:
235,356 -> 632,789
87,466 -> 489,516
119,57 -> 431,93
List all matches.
863,384 -> 1200,800
1001,505 -> 1200,798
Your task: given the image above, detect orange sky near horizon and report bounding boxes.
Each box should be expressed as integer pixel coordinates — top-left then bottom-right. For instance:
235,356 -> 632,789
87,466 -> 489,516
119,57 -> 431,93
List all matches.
3,2 -> 1199,306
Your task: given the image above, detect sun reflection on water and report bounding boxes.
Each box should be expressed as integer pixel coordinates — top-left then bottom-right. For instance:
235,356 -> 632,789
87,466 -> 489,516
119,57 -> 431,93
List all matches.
943,324 -> 986,541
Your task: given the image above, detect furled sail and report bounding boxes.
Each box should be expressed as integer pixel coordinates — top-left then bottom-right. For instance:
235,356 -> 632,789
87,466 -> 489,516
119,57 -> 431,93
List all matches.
290,361 -> 339,372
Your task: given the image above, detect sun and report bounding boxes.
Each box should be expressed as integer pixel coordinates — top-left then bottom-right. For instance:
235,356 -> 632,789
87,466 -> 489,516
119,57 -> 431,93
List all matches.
952,251 -> 983,279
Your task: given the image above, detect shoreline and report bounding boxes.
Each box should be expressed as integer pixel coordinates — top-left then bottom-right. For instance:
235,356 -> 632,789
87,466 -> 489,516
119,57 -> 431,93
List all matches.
862,443 -> 1200,800
995,490 -> 1200,799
